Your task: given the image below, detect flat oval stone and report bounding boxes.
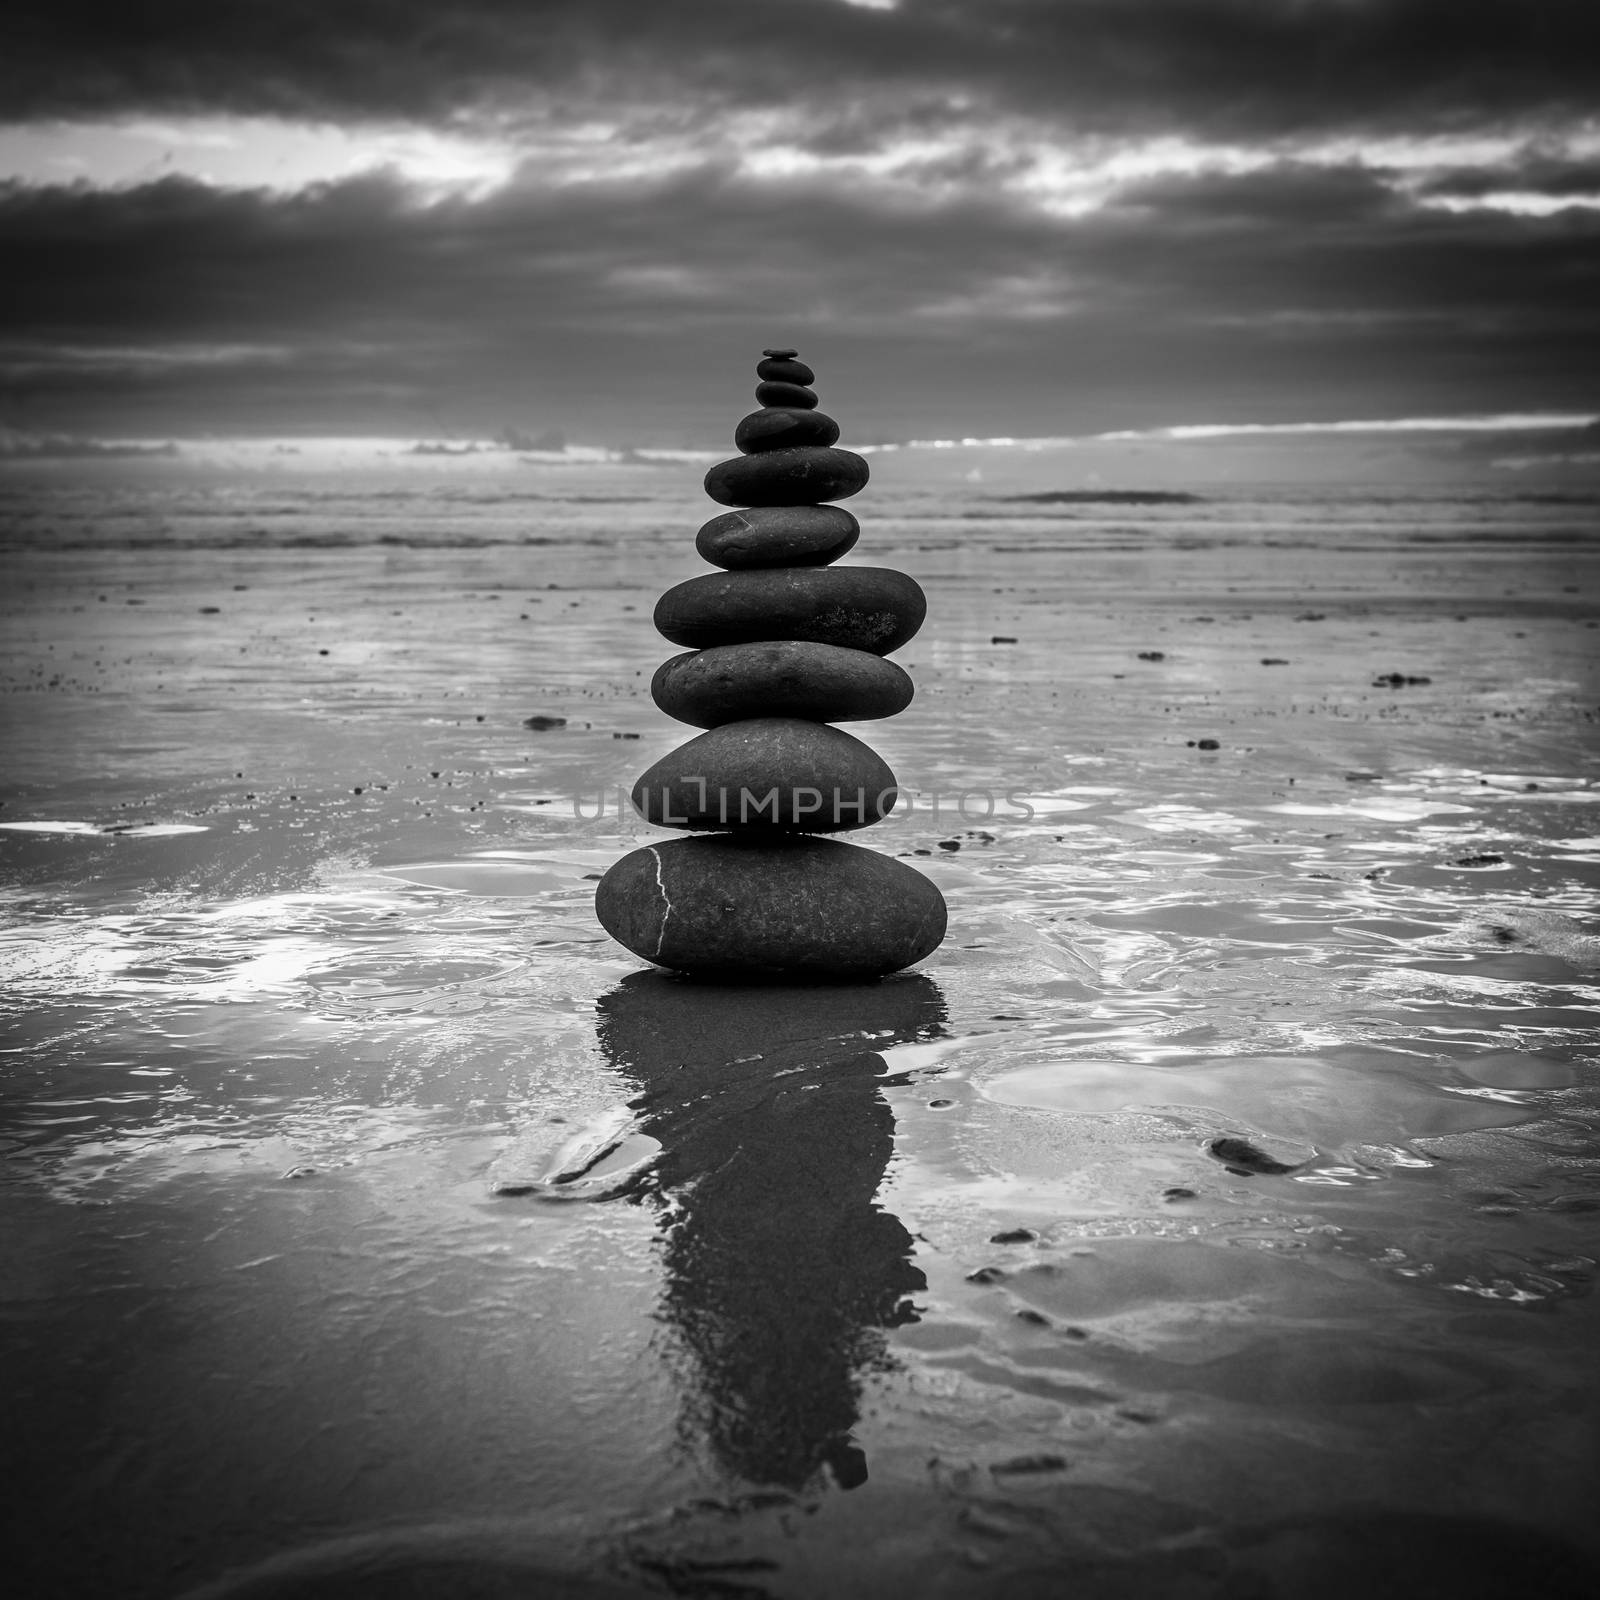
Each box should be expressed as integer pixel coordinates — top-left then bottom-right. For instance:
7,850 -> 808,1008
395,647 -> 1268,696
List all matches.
655,566 -> 926,654
653,642 -> 914,728
696,505 -> 859,569
755,356 -> 814,385
596,835 -> 947,977
632,718 -> 896,832
734,408 -> 840,454
705,446 -> 869,508
755,380 -> 817,409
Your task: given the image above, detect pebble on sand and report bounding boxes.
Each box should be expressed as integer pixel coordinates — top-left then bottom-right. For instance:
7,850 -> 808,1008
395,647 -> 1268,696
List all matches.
734,408 -> 841,454
754,355 -> 815,385
632,717 -> 897,831
695,504 -> 860,570
754,380 -> 818,410
595,834 -> 948,977
652,640 -> 913,728
704,445 -> 870,508
655,566 -> 926,655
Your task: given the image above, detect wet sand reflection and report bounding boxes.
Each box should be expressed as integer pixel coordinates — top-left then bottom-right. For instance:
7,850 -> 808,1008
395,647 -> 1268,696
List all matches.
595,971 -> 947,1492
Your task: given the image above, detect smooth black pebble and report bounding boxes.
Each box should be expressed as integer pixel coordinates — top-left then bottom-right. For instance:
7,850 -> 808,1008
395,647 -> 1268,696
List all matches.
652,640 -> 913,728
755,380 -> 818,409
655,566 -> 926,655
1209,1136 -> 1299,1175
705,446 -> 869,508
696,504 -> 859,569
595,834 -> 948,977
755,356 -> 815,385
734,408 -> 840,454
631,717 -> 897,832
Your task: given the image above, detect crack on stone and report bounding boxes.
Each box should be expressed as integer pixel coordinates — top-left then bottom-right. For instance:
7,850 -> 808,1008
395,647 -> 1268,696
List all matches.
647,844 -> 673,957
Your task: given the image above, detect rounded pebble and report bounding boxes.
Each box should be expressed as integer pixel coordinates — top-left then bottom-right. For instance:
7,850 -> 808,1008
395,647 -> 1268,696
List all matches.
755,356 -> 815,385
696,505 -> 859,569
655,566 -> 926,654
653,641 -> 913,727
734,408 -> 840,454
705,446 -> 869,508
632,718 -> 896,832
755,380 -> 817,409
595,835 -> 947,977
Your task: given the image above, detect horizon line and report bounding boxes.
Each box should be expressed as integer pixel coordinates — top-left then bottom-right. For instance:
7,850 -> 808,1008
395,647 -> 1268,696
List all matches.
1,410 -> 1594,463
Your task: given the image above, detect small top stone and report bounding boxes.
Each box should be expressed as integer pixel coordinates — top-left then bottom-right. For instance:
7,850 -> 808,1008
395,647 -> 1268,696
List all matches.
757,356 -> 815,386
762,348 -> 799,358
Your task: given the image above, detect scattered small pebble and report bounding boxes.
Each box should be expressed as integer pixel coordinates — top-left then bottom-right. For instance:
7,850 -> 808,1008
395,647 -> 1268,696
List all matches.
1209,1136 -> 1299,1176
523,715 -> 567,730
1372,672 -> 1432,687
990,1453 -> 1067,1476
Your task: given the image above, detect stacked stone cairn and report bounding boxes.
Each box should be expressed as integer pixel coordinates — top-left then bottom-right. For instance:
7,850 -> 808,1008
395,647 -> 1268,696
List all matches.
595,349 -> 948,979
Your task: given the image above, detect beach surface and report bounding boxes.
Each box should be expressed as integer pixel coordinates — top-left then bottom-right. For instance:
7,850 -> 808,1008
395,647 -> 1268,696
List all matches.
4,450 -> 1600,1598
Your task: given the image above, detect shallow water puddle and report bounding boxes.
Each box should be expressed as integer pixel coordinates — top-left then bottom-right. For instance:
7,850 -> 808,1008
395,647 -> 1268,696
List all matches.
980,1051 -> 1543,1154
0,819 -> 210,837
378,859 -> 575,895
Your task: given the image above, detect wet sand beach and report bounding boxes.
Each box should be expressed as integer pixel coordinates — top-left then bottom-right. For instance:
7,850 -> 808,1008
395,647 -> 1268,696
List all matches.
3,451 -> 1600,1597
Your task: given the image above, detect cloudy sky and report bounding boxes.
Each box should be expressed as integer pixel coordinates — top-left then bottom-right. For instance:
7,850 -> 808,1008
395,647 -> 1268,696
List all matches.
2,0 -> 1597,449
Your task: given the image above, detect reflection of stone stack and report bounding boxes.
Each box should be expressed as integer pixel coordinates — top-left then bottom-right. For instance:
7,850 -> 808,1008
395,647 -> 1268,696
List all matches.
596,349 -> 947,979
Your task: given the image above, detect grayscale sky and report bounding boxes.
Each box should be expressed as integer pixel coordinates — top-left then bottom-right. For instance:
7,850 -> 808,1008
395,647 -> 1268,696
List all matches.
2,0 -> 1597,452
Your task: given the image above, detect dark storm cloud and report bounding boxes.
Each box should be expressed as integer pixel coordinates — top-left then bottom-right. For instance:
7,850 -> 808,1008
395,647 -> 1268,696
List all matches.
1416,154 -> 1600,201
3,157 -> 1594,438
4,0 -> 1598,139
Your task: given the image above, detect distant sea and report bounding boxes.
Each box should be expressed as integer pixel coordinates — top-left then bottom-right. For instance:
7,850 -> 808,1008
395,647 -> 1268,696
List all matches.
2,444 -> 1597,558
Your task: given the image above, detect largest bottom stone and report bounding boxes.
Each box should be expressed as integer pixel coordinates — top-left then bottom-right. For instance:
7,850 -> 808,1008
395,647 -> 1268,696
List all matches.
596,835 -> 947,977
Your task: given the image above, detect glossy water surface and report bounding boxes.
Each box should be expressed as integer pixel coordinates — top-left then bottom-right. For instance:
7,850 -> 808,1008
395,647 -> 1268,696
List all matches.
3,454 -> 1599,1598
